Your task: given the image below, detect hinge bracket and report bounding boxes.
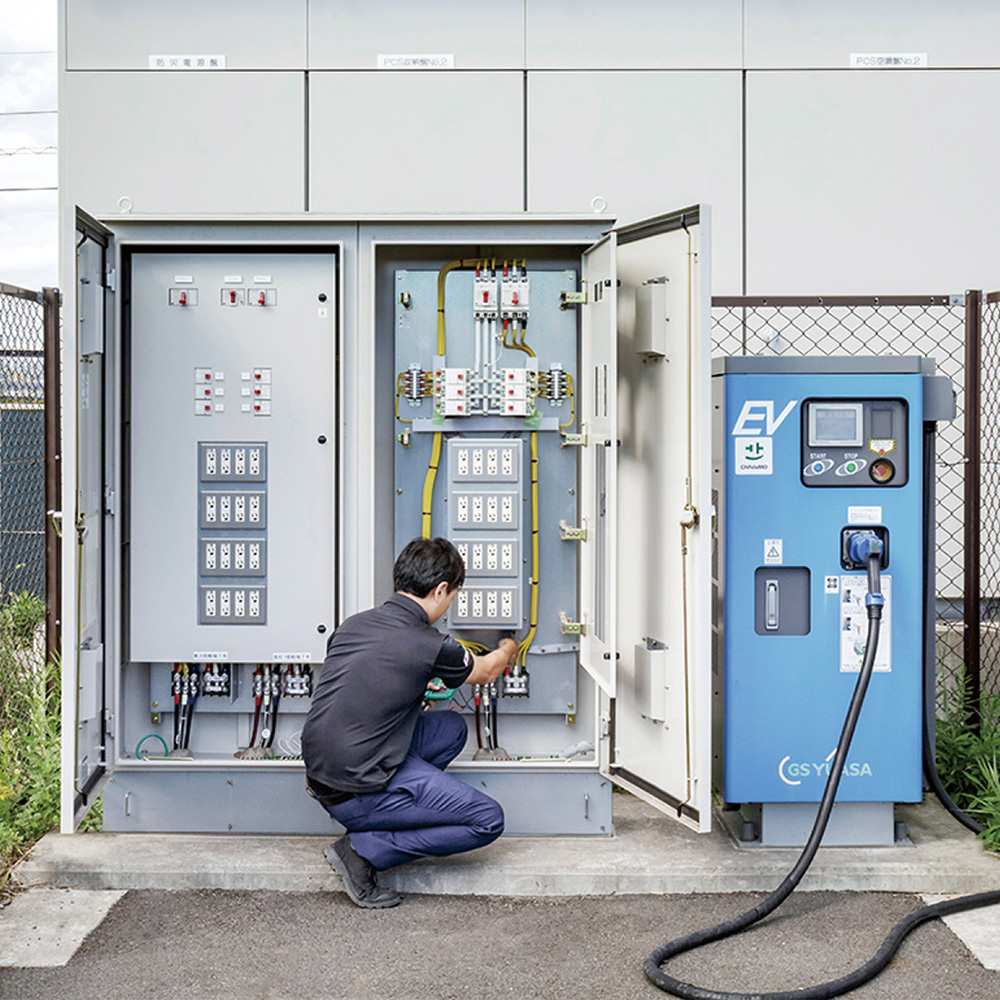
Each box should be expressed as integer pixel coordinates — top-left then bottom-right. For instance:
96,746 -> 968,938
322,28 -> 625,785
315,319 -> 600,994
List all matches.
559,612 -> 586,636
560,432 -> 587,448
559,519 -> 587,542
560,290 -> 587,310
105,268 -> 116,292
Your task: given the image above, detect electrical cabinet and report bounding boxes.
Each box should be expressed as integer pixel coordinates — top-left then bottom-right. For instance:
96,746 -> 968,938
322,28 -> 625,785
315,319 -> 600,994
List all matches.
63,208 -> 713,837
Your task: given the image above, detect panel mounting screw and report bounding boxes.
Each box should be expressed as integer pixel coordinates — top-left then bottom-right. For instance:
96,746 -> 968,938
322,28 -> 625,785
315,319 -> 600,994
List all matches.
317,435 -> 327,444
318,293 -> 327,302
317,624 -> 327,634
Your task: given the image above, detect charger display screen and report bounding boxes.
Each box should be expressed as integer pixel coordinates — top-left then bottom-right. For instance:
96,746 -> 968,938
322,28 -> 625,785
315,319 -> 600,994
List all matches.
808,403 -> 863,447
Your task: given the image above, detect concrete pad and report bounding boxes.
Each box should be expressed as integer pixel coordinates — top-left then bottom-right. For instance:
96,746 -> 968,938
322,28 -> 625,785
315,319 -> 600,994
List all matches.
922,894 -> 1000,971
0,888 -> 125,967
14,793 -> 1000,897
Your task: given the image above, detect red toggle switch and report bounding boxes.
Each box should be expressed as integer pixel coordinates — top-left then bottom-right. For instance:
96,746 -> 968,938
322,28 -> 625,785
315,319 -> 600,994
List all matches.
179,291 -> 187,306
483,291 -> 488,303
512,292 -> 519,305
258,291 -> 266,306
230,290 -> 237,304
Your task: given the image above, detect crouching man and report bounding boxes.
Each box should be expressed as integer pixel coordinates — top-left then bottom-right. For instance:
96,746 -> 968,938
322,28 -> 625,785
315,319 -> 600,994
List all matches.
302,536 -> 516,908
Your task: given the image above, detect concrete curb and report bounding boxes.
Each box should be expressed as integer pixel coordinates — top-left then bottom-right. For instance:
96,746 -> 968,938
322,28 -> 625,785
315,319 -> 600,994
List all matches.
15,794 -> 999,896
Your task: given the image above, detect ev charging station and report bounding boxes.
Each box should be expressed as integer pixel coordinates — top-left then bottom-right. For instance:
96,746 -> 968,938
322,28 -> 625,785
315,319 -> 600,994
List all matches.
61,208 -> 715,838
713,356 -> 956,847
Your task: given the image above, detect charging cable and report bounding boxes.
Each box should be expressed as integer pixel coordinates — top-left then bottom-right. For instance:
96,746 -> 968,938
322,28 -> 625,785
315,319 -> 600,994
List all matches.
645,535 -> 1000,999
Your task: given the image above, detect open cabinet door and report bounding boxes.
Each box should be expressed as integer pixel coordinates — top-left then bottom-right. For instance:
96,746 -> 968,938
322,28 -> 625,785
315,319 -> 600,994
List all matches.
61,211 -> 114,831
578,233 -> 618,697
605,207 -> 713,833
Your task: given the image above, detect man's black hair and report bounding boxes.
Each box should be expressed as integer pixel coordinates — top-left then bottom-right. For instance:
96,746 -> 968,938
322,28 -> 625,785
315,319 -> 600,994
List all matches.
393,537 -> 466,597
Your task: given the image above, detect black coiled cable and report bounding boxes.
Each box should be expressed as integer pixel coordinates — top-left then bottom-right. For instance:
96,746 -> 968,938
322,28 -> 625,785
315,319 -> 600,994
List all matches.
645,553 -> 1000,999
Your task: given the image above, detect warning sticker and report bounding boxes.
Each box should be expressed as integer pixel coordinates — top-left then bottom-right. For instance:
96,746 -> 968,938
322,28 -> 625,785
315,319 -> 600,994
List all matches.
840,575 -> 891,672
764,539 -> 783,565
735,437 -> 773,475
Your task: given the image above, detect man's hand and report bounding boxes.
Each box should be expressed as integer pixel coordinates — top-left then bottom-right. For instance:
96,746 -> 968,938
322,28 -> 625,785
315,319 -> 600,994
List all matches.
465,637 -> 520,686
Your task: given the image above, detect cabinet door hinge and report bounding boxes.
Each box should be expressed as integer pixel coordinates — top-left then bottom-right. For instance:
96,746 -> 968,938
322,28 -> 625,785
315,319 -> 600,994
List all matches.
559,612 -> 586,636
560,290 -> 587,310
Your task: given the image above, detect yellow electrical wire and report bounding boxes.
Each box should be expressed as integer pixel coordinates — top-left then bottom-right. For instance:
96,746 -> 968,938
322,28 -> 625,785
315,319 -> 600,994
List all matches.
421,258 -> 484,538
559,373 -> 576,430
518,319 -> 536,358
395,372 -> 413,424
421,431 -> 442,538
518,431 -> 540,666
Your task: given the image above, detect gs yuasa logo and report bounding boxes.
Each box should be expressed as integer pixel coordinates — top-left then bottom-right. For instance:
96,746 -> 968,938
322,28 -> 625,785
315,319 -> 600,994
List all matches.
779,749 -> 873,786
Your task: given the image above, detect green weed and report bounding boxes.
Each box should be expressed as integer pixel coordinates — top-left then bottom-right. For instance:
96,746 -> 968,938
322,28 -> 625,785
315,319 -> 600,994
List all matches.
935,670 -> 1000,852
0,590 -> 59,889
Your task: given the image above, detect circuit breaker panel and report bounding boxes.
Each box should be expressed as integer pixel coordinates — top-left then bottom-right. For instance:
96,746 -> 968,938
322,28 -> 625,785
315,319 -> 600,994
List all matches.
127,253 -> 335,664
393,262 -> 582,753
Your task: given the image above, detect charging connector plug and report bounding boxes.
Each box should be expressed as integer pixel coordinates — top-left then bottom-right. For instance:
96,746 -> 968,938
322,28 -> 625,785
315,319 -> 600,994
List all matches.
847,529 -> 883,566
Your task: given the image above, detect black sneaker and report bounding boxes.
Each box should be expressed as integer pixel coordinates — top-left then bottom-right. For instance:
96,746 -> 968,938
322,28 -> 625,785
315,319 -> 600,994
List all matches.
324,836 -> 401,909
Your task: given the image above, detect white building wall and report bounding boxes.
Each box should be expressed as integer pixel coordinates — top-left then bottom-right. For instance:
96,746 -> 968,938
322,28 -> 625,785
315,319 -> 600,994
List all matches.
61,0 -> 1000,296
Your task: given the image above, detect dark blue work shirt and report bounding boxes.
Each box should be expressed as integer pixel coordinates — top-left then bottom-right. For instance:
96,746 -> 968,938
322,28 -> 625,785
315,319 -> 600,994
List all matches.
302,593 -> 471,795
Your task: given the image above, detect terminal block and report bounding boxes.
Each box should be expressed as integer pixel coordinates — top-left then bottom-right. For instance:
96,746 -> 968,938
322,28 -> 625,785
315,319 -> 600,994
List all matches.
201,663 -> 232,697
282,664 -> 313,698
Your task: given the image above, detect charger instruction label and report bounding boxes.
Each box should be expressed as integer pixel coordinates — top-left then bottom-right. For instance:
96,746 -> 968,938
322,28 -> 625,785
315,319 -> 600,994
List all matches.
840,575 -> 891,673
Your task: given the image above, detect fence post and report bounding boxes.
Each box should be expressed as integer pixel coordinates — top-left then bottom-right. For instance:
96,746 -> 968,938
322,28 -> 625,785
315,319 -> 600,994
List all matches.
43,286 -> 61,674
964,289 -> 982,727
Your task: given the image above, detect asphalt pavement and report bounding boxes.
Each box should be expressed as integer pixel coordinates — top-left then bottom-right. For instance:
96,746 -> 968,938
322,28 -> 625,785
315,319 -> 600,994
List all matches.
1,887 -> 999,999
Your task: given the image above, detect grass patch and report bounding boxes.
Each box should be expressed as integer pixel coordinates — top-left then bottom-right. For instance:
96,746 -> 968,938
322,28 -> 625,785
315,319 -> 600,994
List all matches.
935,670 -> 1000,852
0,591 -> 66,896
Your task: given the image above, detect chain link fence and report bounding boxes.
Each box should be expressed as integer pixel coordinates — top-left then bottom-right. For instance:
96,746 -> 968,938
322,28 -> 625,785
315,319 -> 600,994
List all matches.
0,282 -> 50,814
979,293 -> 1000,701
711,295 -> 974,697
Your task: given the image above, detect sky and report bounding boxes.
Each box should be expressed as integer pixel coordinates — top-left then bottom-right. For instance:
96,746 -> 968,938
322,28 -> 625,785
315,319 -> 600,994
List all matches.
0,2 -> 57,292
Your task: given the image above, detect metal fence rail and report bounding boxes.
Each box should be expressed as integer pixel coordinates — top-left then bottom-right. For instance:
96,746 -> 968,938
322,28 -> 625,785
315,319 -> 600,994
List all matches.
711,295 -> 972,697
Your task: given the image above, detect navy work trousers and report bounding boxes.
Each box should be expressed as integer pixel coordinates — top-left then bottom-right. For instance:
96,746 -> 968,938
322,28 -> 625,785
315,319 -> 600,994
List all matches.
318,710 -> 504,871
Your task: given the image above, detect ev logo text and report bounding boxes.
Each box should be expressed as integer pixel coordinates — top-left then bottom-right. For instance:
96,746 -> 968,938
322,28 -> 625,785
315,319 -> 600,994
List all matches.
731,399 -> 798,436
779,750 -> 873,786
